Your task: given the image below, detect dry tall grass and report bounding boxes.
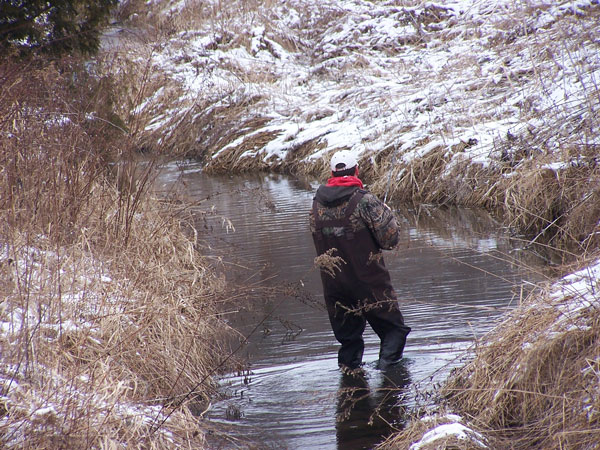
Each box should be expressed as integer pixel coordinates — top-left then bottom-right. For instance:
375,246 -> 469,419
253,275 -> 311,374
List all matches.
445,271 -> 600,449
364,142 -> 600,255
383,255 -> 600,449
0,55 -> 236,448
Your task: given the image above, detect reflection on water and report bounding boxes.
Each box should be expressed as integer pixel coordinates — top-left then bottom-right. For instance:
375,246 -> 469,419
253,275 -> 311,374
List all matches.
156,161 -> 546,450
336,363 -> 411,449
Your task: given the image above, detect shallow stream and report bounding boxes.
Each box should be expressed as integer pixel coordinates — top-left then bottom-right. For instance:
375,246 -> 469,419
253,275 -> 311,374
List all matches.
156,161 -> 546,449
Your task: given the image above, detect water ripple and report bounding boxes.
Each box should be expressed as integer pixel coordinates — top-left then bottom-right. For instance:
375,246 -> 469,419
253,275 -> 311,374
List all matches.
156,165 -> 545,450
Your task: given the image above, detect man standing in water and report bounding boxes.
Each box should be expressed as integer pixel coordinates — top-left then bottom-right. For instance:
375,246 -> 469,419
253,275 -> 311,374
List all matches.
310,150 -> 410,372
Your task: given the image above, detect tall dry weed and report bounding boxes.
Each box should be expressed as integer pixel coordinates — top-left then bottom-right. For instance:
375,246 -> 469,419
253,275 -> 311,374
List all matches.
498,159 -> 600,255
438,272 -> 600,449
0,54 -> 235,448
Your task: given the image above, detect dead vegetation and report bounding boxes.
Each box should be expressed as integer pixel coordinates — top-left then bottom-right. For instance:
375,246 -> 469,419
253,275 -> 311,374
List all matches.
314,248 -> 347,278
284,138 -> 329,175
383,259 -> 600,449
204,125 -> 280,173
361,139 -> 600,255
0,55 -> 237,448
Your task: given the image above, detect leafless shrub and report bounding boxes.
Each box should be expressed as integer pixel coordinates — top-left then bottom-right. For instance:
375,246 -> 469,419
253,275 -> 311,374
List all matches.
314,248 -> 346,278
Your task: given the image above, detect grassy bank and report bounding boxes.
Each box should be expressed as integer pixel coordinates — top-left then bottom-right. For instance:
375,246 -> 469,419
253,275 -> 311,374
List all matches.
0,55 -> 238,448
381,256 -> 600,449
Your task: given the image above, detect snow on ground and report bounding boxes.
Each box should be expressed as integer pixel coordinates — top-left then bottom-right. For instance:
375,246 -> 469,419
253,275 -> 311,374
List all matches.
547,258 -> 600,332
409,414 -> 487,449
114,0 -> 600,176
512,257 -> 600,348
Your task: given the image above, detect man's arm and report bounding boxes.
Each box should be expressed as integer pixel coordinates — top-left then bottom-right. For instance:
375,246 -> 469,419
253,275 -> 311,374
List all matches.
359,193 -> 401,250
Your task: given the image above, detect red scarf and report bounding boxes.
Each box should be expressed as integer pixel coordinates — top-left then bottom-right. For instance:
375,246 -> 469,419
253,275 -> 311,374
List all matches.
326,175 -> 364,189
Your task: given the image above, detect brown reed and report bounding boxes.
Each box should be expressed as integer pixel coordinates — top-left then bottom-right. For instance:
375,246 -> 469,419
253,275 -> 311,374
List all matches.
0,54 -> 236,448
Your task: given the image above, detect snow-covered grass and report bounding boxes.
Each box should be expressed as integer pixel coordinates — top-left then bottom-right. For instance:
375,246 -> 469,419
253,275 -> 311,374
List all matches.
406,414 -> 486,450
109,0 -> 600,169
0,236 -> 220,448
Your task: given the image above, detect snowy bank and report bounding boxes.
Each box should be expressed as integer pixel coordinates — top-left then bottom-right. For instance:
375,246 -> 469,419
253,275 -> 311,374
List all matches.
384,256 -> 600,449
0,74 -> 234,445
104,0 -> 600,250
110,0 -> 599,179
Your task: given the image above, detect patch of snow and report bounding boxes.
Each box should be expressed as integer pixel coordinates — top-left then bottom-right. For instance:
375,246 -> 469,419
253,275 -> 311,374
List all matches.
32,406 -> 57,418
410,421 -> 486,450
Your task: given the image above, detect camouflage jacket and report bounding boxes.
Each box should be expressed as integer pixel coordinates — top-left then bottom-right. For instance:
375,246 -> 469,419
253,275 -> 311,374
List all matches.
309,185 -> 400,250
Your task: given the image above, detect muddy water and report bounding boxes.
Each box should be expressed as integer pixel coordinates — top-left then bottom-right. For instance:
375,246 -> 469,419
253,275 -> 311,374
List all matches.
157,161 -> 546,450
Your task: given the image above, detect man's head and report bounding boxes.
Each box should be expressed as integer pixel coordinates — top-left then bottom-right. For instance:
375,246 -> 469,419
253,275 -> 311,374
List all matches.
330,150 -> 358,177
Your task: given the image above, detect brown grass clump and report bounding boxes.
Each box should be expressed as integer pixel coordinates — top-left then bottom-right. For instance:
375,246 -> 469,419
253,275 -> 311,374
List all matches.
501,166 -> 563,237
0,54 -> 234,448
284,138 -> 329,175
498,158 -> 600,253
362,138 -> 600,255
368,146 -> 452,205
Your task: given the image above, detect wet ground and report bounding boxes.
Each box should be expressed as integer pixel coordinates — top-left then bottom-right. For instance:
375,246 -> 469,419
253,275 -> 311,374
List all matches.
156,161 -> 547,449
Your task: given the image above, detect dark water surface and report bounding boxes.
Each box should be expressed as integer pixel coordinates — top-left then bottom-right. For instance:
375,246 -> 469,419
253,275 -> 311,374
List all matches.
156,161 -> 546,449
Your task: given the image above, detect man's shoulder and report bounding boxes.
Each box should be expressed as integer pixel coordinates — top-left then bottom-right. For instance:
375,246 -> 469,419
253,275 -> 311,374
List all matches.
356,190 -> 382,206
356,191 -> 392,222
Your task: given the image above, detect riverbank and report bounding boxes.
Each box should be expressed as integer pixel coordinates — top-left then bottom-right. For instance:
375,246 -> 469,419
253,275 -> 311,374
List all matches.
381,257 -> 600,449
0,56 -> 241,447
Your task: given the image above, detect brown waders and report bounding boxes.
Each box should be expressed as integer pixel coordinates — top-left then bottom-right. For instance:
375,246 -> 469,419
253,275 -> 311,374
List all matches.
312,190 -> 411,370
